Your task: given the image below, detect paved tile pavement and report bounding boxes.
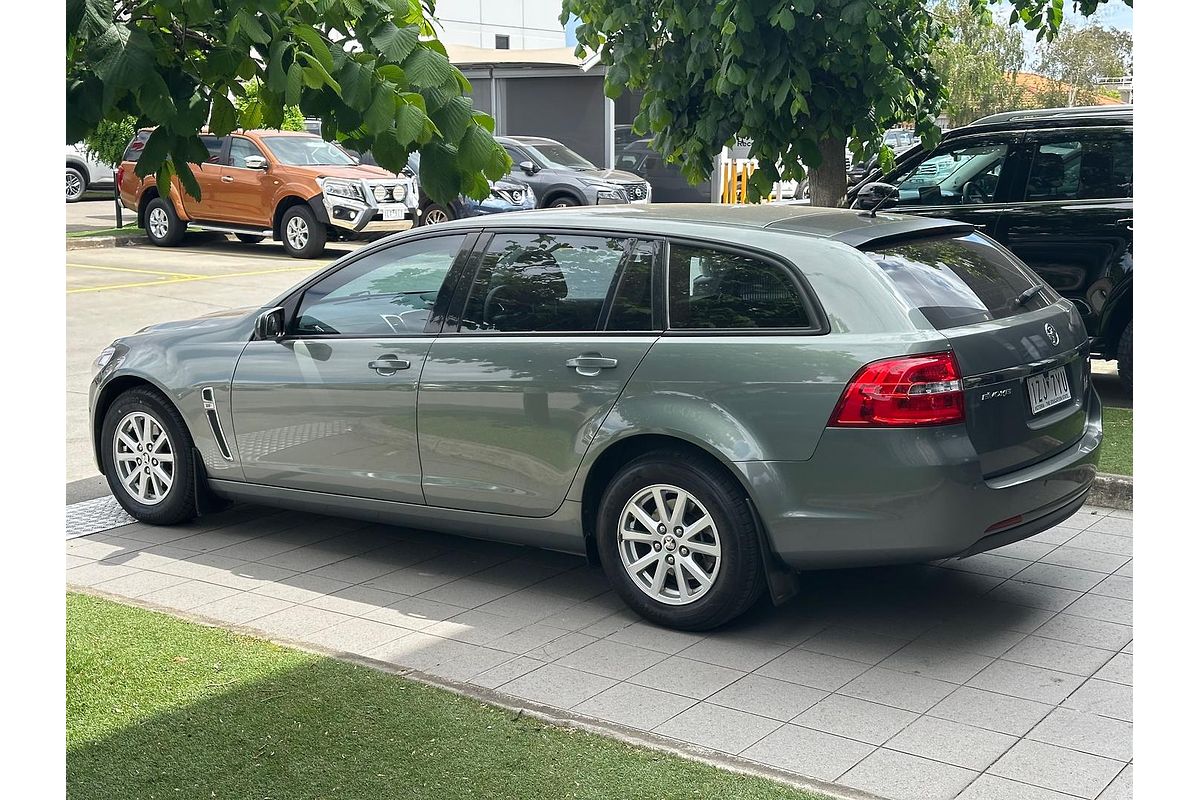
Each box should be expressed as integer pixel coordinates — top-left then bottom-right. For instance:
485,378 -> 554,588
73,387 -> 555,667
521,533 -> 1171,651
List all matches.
66,500 -> 1132,800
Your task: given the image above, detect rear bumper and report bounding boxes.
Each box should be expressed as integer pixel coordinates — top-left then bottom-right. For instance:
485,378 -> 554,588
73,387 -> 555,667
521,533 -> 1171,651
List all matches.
739,385 -> 1103,570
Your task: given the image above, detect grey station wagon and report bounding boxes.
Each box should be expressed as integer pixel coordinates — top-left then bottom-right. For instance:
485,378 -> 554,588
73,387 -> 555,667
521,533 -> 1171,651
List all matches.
90,205 -> 1102,630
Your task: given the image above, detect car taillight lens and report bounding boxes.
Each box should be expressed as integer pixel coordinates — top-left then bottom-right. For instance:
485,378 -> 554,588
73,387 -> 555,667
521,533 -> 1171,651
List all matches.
829,352 -> 965,427
116,165 -> 124,186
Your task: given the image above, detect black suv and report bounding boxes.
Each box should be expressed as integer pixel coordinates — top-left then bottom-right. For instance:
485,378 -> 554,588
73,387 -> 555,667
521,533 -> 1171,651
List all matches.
847,106 -> 1133,390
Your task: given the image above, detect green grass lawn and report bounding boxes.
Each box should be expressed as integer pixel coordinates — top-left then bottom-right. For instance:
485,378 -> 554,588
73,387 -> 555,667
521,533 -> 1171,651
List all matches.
67,593 -> 824,800
66,226 -> 142,239
1100,406 -> 1132,476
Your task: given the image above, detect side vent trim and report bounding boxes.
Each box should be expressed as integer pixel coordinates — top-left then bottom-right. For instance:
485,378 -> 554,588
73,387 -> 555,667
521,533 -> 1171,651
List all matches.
201,387 -> 234,461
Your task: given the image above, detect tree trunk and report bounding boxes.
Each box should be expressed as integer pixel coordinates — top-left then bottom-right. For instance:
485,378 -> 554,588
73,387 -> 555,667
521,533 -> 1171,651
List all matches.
808,137 -> 848,208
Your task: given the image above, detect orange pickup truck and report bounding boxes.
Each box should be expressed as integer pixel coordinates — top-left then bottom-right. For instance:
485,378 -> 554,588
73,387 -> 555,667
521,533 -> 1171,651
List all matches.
118,129 -> 420,258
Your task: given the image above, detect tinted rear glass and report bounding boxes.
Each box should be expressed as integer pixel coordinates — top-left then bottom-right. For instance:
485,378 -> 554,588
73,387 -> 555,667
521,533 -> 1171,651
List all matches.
122,131 -> 151,162
865,233 -> 1054,330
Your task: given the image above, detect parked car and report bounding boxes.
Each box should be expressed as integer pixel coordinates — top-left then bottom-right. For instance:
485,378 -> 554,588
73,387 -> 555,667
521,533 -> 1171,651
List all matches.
846,105 -> 1133,390
66,144 -> 114,203
89,204 -> 1101,630
402,152 -> 536,225
118,129 -> 419,258
496,135 -> 650,207
615,138 -> 711,202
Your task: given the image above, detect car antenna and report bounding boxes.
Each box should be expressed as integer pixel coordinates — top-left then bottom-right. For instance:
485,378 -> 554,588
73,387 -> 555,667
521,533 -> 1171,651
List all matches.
863,192 -> 891,218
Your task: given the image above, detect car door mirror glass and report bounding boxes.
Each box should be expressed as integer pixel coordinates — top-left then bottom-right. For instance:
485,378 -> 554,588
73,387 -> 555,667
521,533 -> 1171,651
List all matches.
254,307 -> 286,340
518,160 -> 539,175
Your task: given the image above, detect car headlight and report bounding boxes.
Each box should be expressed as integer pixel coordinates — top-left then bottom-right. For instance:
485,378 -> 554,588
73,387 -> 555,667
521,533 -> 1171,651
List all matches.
596,188 -> 626,200
319,178 -> 367,203
92,346 -> 117,377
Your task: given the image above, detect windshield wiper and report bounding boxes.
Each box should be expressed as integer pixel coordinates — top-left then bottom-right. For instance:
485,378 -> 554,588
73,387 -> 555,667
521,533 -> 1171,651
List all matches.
1013,285 -> 1043,308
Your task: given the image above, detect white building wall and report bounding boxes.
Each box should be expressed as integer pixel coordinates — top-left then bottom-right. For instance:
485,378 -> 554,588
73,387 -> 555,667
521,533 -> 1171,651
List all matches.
434,0 -> 566,49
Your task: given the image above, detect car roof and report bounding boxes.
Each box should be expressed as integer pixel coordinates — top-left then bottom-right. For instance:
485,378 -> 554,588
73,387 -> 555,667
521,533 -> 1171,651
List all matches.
955,105 -> 1132,135
425,203 -> 972,249
498,135 -> 562,147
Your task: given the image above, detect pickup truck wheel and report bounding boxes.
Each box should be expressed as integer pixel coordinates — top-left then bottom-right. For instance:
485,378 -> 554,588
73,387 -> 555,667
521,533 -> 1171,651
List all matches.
548,196 -> 580,208
421,202 -> 453,226
66,166 -> 86,202
235,233 -> 265,244
596,450 -> 766,631
145,197 -> 186,247
1117,321 -> 1132,394
280,205 -> 327,258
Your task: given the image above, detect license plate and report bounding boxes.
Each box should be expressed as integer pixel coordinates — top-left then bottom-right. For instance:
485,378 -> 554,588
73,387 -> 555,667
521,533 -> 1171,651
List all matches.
381,205 -> 406,221
1027,366 -> 1071,415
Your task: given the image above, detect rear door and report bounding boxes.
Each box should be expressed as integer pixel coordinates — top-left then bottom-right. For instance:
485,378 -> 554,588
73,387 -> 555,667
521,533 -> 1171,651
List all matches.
886,132 -> 1024,235
417,230 -> 659,516
991,126 -> 1134,338
176,134 -> 228,219
863,232 -> 1091,477
230,233 -> 472,501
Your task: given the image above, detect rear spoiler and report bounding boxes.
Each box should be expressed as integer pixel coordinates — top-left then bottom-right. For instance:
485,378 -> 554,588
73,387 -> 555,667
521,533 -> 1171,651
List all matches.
829,217 -> 977,250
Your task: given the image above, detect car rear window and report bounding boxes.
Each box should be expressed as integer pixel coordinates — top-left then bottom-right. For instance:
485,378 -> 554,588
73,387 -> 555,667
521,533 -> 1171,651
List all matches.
865,233 -> 1055,330
122,131 -> 151,162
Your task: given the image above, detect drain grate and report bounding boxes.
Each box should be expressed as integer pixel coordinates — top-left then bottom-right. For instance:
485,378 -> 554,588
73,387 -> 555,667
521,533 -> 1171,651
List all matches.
65,495 -> 136,540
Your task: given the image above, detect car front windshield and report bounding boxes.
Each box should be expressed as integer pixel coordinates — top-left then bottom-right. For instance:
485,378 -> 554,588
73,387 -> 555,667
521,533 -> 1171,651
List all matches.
261,136 -> 356,166
527,142 -> 596,170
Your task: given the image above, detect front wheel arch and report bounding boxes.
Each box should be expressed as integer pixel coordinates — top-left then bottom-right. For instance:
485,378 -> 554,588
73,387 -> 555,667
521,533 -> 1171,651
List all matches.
92,375 -> 180,477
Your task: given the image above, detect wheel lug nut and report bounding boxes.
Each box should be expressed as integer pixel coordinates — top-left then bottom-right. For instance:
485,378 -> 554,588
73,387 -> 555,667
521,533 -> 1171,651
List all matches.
653,542 -> 662,551
657,524 -> 666,534
666,555 -> 675,565
680,547 -> 689,556
674,527 -> 683,535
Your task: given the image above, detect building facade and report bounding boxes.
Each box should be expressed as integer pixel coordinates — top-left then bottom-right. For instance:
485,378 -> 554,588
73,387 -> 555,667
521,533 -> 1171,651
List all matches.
434,0 -> 568,50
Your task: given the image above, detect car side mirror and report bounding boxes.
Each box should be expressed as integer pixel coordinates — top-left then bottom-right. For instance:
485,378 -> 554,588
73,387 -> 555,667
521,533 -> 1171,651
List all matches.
350,155 -> 361,166
244,155 -> 268,170
518,160 -> 539,175
853,181 -> 900,211
254,307 -> 286,340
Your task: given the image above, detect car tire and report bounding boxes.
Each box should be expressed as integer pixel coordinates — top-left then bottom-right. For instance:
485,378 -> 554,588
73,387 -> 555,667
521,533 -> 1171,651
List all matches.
280,205 -> 327,258
144,197 -> 186,247
100,387 -> 198,526
547,196 -> 580,208
66,166 -> 87,202
1117,321 -> 1132,394
595,449 -> 766,631
420,202 -> 454,226
235,233 -> 265,244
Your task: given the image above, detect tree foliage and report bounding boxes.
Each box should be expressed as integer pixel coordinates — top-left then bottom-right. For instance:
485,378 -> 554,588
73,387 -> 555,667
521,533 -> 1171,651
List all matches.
563,0 -> 947,206
933,0 -> 1026,128
237,79 -> 305,131
66,0 -> 510,202
1033,22 -> 1132,106
82,115 -> 139,166
969,0 -> 1132,42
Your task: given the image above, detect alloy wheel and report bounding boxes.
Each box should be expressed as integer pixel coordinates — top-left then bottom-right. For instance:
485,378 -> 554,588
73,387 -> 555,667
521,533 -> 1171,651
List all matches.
112,411 -> 175,506
147,207 -> 169,240
286,216 -> 309,250
618,484 -> 722,606
424,208 -> 449,225
66,171 -> 84,201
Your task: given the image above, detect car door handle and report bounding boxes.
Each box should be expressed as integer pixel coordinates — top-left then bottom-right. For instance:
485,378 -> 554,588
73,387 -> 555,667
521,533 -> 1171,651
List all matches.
220,175 -> 234,183
566,355 -> 618,376
368,356 -> 410,375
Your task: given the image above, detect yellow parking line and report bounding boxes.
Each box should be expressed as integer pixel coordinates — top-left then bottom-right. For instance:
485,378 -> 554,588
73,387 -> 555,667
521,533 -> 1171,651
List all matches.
66,263 -> 204,278
67,265 -> 320,294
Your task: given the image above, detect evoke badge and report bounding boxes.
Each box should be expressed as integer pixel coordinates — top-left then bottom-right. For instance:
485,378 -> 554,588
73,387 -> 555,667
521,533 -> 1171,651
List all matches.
1044,323 -> 1060,346
982,388 -> 1013,401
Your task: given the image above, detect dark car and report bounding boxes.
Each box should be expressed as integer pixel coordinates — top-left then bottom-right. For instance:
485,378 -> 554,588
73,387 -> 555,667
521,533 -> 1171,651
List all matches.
615,138 -> 711,203
847,106 -> 1133,390
401,152 -> 537,225
496,135 -> 651,207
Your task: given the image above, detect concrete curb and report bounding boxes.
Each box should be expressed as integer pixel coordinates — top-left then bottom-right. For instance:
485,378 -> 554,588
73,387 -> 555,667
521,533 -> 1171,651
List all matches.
66,234 -> 141,251
1091,473 -> 1133,511
70,584 -> 886,800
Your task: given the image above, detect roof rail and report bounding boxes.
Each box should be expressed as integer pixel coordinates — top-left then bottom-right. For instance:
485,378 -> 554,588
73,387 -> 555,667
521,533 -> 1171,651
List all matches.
968,104 -> 1132,127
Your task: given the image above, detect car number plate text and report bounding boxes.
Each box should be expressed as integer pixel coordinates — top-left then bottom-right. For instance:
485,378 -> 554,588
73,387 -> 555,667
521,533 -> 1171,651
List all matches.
381,206 -> 405,220
1027,366 -> 1071,415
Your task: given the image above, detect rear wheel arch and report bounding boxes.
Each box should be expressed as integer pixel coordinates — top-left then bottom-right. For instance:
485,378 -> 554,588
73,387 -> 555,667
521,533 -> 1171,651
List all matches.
67,159 -> 90,185
579,434 -> 757,563
136,187 -> 160,227
1101,287 -> 1132,359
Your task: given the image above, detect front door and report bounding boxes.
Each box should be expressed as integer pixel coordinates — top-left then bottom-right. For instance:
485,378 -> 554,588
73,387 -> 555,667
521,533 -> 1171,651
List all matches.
887,132 -> 1024,235
991,127 -> 1134,338
215,135 -> 274,227
230,233 -> 471,502
418,232 -> 659,516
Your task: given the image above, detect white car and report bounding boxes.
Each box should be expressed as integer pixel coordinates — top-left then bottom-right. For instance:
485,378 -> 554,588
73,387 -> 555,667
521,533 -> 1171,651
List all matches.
66,144 -> 114,203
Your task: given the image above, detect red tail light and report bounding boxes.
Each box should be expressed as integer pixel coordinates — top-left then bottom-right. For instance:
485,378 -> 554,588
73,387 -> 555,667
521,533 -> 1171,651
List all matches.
116,165 -> 125,187
829,352 -> 965,427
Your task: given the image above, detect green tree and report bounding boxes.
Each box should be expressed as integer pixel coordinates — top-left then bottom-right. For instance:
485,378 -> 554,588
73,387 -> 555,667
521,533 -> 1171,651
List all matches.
82,115 -> 139,167
1032,22 -> 1133,106
236,79 -> 306,131
565,0 -> 1130,206
933,0 -> 1027,128
66,1 -> 510,202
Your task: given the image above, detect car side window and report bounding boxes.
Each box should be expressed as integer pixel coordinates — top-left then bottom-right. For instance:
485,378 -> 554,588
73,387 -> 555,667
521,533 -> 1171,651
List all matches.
459,233 -> 629,332
1024,131 -> 1132,202
199,135 -> 225,164
667,245 -> 811,330
892,139 -> 1010,206
293,235 -> 466,336
606,241 -> 657,331
228,137 -> 266,168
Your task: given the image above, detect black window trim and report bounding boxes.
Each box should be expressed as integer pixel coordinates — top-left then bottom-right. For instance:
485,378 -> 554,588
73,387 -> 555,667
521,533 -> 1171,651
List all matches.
661,236 -> 829,336
440,228 -> 667,337
268,229 -> 480,341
